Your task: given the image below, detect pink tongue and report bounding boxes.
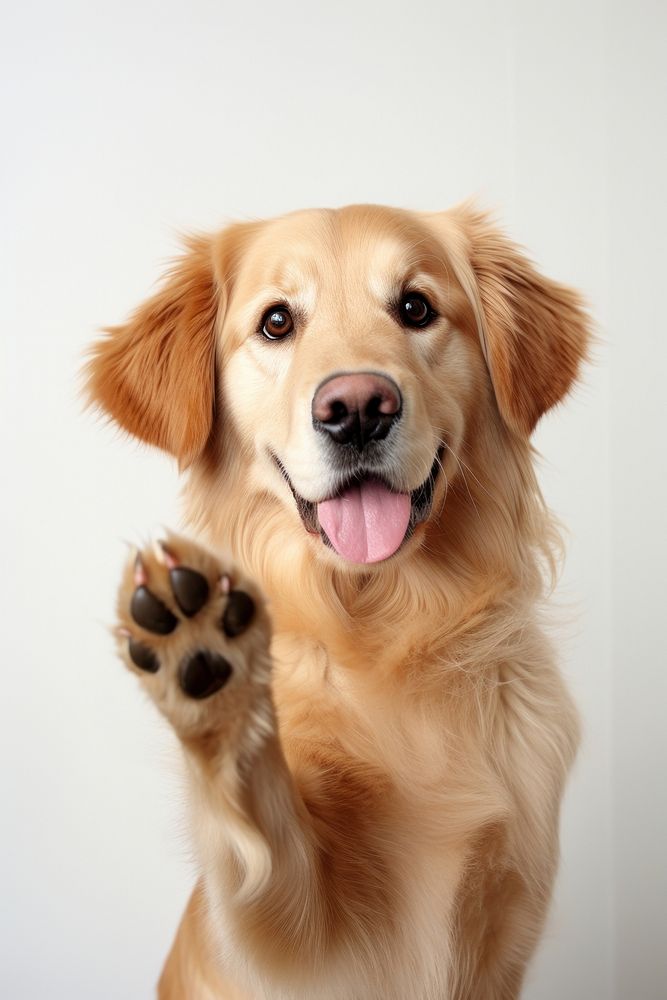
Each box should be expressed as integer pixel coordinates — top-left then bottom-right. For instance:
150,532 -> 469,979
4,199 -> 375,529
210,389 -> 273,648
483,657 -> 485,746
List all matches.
317,480 -> 411,564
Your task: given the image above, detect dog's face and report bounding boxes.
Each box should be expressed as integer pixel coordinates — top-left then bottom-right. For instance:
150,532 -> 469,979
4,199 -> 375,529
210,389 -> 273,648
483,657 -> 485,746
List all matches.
87,204 -> 589,570
220,207 -> 480,565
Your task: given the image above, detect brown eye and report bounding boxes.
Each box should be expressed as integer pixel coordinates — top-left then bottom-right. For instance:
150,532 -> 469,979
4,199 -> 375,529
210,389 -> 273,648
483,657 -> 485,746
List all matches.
399,293 -> 435,329
261,306 -> 294,340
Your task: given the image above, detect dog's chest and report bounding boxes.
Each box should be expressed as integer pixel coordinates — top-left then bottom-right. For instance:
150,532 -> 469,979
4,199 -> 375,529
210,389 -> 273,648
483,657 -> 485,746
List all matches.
270,631 -> 477,798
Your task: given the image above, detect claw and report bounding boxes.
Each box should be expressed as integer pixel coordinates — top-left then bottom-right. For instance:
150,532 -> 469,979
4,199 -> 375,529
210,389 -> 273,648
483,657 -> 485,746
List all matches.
133,553 -> 148,587
115,626 -> 132,639
154,539 -> 179,570
219,574 -> 232,595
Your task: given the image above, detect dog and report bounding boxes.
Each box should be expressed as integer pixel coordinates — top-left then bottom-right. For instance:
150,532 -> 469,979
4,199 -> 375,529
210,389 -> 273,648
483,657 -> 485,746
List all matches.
86,203 -> 590,999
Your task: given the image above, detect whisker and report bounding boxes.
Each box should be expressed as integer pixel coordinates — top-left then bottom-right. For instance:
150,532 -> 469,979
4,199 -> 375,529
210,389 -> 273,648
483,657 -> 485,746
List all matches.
448,447 -> 481,522
450,449 -> 496,506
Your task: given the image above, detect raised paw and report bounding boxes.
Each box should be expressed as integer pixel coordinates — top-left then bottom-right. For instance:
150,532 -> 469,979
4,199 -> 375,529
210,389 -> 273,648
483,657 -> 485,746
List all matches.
115,534 -> 272,748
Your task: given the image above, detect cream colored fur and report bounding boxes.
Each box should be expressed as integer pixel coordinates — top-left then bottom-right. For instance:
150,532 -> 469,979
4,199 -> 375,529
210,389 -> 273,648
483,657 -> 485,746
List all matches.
87,204 -> 590,999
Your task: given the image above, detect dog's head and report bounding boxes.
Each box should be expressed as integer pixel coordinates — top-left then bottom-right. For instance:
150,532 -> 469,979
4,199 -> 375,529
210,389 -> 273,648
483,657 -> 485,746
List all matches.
87,205 -> 589,572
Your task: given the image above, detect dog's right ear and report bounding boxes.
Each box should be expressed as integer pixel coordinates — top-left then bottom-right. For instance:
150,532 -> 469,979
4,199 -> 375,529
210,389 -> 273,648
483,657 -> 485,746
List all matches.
85,224 -> 253,467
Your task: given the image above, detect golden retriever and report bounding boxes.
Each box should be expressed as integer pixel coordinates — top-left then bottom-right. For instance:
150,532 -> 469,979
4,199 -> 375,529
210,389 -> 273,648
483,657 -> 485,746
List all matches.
86,203 -> 590,999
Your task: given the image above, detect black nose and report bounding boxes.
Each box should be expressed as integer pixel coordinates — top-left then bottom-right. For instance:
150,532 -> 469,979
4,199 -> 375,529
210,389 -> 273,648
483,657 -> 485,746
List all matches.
312,372 -> 402,450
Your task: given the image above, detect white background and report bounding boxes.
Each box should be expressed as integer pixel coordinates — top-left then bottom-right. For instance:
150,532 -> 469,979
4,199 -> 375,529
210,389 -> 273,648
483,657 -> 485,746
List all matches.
2,1 -> 665,997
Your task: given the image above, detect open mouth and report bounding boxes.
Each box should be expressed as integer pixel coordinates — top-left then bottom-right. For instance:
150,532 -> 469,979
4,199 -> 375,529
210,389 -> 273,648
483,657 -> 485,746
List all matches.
274,448 -> 444,564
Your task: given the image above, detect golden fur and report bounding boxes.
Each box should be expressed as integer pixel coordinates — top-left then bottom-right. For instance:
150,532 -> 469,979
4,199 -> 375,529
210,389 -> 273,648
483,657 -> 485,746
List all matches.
87,204 -> 590,999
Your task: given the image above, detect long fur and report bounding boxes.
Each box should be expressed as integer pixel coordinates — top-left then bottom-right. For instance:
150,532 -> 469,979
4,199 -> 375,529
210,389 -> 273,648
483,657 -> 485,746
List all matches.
87,203 -> 590,999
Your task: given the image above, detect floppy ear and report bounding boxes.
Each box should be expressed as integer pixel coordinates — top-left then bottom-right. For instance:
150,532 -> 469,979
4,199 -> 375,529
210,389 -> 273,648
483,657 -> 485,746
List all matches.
85,234 -> 223,466
430,206 -> 591,435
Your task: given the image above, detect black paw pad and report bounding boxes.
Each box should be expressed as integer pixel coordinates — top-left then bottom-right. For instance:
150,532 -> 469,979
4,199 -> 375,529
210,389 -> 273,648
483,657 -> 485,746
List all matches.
179,651 -> 233,699
169,567 -> 209,617
222,590 -> 255,637
128,638 -> 160,674
130,586 -> 178,635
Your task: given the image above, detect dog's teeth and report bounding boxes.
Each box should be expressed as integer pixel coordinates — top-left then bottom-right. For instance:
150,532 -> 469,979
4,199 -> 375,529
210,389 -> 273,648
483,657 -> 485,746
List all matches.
219,574 -> 232,595
133,553 -> 148,587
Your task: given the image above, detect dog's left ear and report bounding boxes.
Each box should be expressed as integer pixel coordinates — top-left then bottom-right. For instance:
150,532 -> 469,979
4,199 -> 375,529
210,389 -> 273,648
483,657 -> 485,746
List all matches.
426,206 -> 591,435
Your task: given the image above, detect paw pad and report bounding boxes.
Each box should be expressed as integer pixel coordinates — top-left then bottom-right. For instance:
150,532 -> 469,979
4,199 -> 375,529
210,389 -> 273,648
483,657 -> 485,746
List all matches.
130,586 -> 178,635
169,567 -> 210,617
222,590 -> 256,637
128,638 -> 160,674
179,651 -> 233,699
123,549 -> 257,701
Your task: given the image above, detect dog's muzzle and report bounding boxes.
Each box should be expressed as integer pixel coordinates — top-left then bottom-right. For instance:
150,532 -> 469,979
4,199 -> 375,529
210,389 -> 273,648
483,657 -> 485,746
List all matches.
274,447 -> 444,565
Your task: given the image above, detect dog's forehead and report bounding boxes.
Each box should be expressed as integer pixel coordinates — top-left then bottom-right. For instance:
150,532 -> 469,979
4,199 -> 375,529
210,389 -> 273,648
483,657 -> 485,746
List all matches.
232,206 -> 450,297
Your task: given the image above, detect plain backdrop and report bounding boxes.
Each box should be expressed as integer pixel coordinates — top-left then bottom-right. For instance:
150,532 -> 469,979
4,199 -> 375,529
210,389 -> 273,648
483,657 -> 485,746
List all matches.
2,1 -> 665,997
